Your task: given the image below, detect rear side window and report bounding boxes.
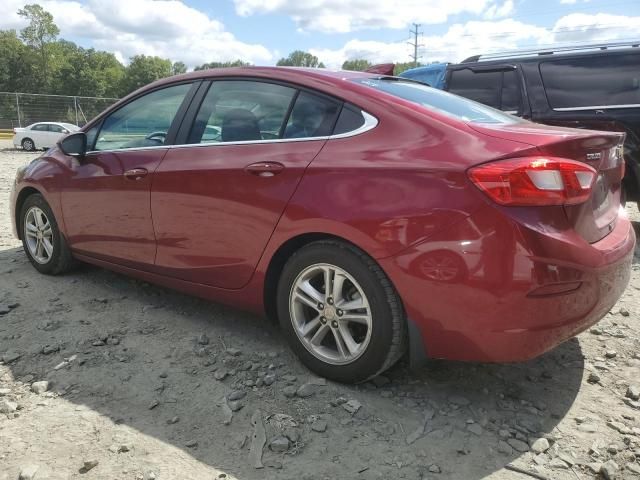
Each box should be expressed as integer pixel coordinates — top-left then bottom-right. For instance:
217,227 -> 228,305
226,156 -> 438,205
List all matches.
283,91 -> 340,138
448,70 -> 501,109
188,81 -> 296,143
31,124 -> 48,131
541,54 -> 640,109
333,104 -> 365,135
353,78 -> 520,124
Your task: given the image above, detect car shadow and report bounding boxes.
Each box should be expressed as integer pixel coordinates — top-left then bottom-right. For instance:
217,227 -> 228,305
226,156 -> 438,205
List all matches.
0,246 -> 585,480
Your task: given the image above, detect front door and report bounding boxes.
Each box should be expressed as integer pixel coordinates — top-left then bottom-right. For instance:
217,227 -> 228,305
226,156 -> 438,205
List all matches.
60,82 -> 194,266
151,81 -> 341,288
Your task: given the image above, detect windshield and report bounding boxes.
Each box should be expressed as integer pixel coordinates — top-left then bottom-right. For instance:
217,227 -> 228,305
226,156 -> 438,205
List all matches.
353,78 -> 522,124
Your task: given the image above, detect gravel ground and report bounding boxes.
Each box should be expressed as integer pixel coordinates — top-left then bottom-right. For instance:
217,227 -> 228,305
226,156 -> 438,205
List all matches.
1,138 -> 640,480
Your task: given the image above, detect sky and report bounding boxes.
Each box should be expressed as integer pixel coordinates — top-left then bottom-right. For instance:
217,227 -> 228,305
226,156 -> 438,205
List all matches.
1,0 -> 639,68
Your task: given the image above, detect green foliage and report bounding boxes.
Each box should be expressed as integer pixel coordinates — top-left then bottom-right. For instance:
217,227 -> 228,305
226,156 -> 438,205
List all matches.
18,4 -> 59,48
194,59 -> 251,70
171,61 -> 187,75
119,55 -> 173,95
394,62 -> 423,76
341,59 -> 372,71
276,50 -> 322,68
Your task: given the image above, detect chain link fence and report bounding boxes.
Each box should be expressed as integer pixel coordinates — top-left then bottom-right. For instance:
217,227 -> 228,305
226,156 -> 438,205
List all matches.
0,92 -> 119,129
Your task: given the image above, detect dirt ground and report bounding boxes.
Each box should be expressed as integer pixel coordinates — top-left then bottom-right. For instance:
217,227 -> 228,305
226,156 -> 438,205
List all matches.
1,138 -> 639,480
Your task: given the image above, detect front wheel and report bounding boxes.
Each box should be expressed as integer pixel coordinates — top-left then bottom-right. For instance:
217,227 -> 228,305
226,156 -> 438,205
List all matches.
277,241 -> 406,383
20,194 -> 75,275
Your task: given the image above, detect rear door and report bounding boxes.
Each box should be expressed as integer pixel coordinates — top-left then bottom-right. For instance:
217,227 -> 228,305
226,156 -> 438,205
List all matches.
151,80 -> 341,288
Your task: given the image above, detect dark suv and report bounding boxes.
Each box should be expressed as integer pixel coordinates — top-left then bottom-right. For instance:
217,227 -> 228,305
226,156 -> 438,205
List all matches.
440,42 -> 640,205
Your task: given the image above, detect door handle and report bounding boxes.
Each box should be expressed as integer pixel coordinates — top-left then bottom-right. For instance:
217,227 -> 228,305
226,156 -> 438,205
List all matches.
124,168 -> 148,180
245,162 -> 284,177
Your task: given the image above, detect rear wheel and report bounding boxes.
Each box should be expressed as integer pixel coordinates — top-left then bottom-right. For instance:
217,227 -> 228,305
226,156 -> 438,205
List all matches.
277,241 -> 406,383
20,194 -> 75,275
21,138 -> 35,151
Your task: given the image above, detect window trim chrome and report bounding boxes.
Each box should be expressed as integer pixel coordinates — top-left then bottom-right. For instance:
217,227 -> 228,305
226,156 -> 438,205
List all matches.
85,110 -> 378,155
553,104 -> 640,112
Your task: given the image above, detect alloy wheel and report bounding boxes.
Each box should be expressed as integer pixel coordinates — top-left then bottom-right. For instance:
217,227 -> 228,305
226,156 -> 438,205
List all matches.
289,263 -> 373,365
24,206 -> 54,264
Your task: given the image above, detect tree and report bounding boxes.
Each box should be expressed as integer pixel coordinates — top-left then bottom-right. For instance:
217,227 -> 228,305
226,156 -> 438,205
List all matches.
394,62 -> 423,75
276,50 -> 322,68
342,59 -> 372,71
18,4 -> 59,90
121,55 -> 173,95
0,30 -> 37,93
194,59 -> 250,70
171,61 -> 187,75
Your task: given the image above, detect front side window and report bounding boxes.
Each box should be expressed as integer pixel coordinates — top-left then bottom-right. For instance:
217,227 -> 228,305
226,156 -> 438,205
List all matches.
448,69 -> 501,109
188,81 -> 296,144
354,78 -> 520,124
541,54 -> 640,109
94,83 -> 192,151
501,70 -> 522,113
49,124 -> 65,133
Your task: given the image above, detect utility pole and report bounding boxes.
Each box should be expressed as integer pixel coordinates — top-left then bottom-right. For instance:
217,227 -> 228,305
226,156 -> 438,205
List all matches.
408,23 -> 423,67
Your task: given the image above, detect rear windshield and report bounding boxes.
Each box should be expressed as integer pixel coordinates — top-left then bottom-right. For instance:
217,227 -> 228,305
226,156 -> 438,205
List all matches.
352,78 -> 521,124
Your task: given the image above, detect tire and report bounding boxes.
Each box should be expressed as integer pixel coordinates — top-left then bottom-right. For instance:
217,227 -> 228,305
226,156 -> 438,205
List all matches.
20,193 -> 75,275
277,240 -> 406,383
21,138 -> 35,151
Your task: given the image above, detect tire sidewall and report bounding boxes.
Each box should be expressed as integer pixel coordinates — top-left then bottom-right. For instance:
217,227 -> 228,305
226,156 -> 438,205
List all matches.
277,243 -> 397,383
20,194 -> 64,274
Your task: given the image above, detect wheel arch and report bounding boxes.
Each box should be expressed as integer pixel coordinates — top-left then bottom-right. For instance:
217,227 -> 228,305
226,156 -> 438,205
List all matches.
14,186 -> 44,240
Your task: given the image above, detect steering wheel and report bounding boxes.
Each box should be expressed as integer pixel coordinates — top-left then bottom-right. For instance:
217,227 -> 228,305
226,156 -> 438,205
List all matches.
145,131 -> 167,143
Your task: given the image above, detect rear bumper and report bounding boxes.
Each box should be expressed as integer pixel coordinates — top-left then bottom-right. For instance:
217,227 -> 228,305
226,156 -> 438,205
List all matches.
381,205 -> 635,363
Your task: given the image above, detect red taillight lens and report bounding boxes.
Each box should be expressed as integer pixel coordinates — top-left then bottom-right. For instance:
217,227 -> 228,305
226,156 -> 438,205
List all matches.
468,157 -> 597,206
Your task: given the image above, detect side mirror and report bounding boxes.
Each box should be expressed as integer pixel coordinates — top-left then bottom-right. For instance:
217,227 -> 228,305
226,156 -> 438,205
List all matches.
58,132 -> 87,158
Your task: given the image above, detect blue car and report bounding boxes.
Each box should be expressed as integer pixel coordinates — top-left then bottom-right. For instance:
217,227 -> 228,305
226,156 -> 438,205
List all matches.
399,63 -> 449,89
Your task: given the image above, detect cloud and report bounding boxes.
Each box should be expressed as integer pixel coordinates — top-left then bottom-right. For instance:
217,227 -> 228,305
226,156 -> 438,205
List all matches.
0,0 -> 273,67
310,13 -> 639,68
234,0 -> 507,33
483,0 -> 515,20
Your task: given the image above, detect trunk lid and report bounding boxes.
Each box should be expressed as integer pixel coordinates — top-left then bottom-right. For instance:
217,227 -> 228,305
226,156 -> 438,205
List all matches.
470,122 -> 626,243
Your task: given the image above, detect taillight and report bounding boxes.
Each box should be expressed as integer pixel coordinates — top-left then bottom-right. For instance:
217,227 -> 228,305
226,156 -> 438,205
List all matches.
468,157 -> 597,206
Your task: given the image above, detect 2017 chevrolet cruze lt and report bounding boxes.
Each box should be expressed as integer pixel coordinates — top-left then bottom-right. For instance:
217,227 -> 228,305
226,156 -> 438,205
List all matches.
10,67 -> 634,383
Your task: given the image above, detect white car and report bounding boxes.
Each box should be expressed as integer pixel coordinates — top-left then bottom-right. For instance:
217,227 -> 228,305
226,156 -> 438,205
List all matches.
13,122 -> 80,151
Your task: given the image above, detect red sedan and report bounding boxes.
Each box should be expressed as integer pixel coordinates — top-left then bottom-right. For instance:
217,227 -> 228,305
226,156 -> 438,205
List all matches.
10,67 -> 634,383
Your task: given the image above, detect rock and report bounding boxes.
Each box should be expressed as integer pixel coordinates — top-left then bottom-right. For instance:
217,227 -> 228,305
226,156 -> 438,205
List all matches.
167,416 -> 179,424
214,369 -> 228,381
107,336 -> 120,346
226,348 -> 241,356
507,438 -> 529,453
31,381 -> 49,395
42,344 -> 59,355
197,334 -> 210,345
296,383 -> 315,398
228,390 -> 246,401
605,350 -> 617,359
185,439 -> 198,448
282,374 -> 297,383
578,423 -> 598,433
330,397 -> 347,406
263,374 -> 276,386
228,400 -> 244,412
18,465 -> 40,480
627,463 -> 640,475
549,458 -> 569,469
311,419 -> 328,432
607,420 -> 630,434
405,409 -> 435,445
149,400 -> 159,410
249,410 -> 266,469
530,437 -> 550,454
627,385 -> 640,401
428,464 -> 441,473
619,307 -> 630,316
601,460 -> 619,480
269,436 -> 290,453
497,441 -> 513,454
448,395 -> 470,406
1,351 -> 21,363
588,372 -> 601,384
118,443 -> 133,453
557,452 -> 576,466
282,386 -> 297,398
144,472 -> 157,480
467,423 -> 483,436
0,399 -> 18,414
0,304 -> 10,315
82,459 -> 99,472
342,399 -> 362,415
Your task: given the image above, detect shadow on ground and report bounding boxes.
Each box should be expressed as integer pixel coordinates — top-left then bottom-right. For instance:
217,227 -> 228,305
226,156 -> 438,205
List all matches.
0,246 -> 585,479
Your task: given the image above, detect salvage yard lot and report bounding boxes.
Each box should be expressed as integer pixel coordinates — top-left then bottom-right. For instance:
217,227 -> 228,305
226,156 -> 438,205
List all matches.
1,139 -> 639,480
